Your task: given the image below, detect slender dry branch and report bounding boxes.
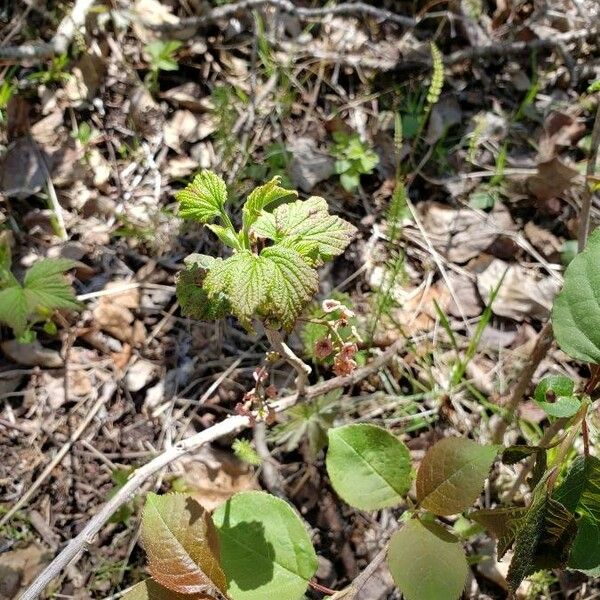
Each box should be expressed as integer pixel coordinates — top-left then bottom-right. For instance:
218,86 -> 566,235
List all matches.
266,328 -> 311,395
578,101 -> 600,251
154,0 -> 415,31
0,0 -> 96,61
492,321 -> 554,445
19,339 -> 402,600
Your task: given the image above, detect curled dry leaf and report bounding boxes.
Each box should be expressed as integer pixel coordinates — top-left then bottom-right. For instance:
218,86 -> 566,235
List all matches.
417,201 -> 516,263
476,259 -> 560,321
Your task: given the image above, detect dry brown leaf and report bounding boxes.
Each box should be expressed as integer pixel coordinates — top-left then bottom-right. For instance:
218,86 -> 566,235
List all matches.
161,83 -> 212,112
173,446 -> 258,512
165,111 -> 216,153
476,259 -> 560,321
538,111 -> 585,160
418,201 -> 516,263
526,157 -> 579,202
0,544 -> 50,598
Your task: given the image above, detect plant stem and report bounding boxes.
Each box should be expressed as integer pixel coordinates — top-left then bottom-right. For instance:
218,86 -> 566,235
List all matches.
266,328 -> 311,396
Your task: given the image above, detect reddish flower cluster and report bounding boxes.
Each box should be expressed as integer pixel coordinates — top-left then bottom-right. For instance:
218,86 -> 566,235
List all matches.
235,366 -> 277,425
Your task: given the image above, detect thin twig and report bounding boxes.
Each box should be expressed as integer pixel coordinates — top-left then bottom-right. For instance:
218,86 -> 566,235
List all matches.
0,0 -> 96,61
266,328 -> 311,396
578,101 -> 600,252
18,340 -> 402,600
153,0 -> 415,32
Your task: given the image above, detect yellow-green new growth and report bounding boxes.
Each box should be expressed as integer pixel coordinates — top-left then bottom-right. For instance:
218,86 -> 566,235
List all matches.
426,42 -> 444,107
176,171 -> 357,332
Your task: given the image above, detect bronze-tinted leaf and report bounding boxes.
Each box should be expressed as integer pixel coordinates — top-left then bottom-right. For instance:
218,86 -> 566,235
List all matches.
470,507 -> 527,558
141,493 -> 228,597
121,579 -> 208,600
416,438 -> 499,516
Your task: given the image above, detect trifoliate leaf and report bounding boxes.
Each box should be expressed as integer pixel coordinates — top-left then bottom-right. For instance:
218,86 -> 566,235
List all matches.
141,493 -> 228,596
552,227 -> 600,363
387,519 -> 468,600
204,248 -> 318,331
326,424 -> 412,511
507,493 -> 577,591
416,438 -> 499,516
176,265 -> 230,320
176,170 -> 228,223
0,258 -> 79,337
242,176 -> 296,232
252,197 -> 357,265
213,491 -> 317,600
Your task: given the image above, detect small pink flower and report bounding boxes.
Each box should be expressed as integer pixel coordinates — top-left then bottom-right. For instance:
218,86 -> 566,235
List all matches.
315,337 -> 334,359
265,385 -> 278,399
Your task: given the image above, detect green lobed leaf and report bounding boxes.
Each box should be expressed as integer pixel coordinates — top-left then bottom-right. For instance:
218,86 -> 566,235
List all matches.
554,455 -> 600,573
260,246 -> 318,330
141,493 -> 228,597
325,423 -> 412,511
416,438 -> 499,516
387,519 -> 468,600
212,491 -> 318,600
507,493 -> 577,591
552,227 -> 600,363
0,286 -> 29,336
176,265 -> 230,321
252,197 -> 357,265
121,579 -> 207,600
204,247 -> 318,331
176,170 -> 228,223
242,176 -> 296,232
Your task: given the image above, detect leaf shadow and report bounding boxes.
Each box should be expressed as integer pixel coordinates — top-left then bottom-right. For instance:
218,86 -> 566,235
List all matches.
217,499 -> 275,591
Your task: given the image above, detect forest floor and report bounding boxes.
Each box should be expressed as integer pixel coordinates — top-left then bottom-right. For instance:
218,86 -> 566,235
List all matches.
1,0 -> 600,598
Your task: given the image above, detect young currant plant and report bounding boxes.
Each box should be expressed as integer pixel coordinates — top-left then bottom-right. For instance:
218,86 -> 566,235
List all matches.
175,170 -> 357,393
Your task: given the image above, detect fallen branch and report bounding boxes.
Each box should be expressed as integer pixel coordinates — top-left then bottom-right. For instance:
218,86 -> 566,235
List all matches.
0,0 -> 96,61
19,339 -> 402,600
154,0 -> 416,31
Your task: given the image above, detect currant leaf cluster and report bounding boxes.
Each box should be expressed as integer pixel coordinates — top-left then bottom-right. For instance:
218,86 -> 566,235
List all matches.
175,171 -> 356,331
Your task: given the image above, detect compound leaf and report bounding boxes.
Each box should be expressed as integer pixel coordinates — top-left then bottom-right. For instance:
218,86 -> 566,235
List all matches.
326,424 -> 412,511
23,258 -> 80,314
416,438 -> 499,516
121,579 -> 208,600
243,176 -> 296,231
552,227 -> 600,363
0,286 -> 29,337
212,491 -> 318,600
252,197 -> 357,265
177,170 -> 228,223
141,493 -> 228,597
507,493 -> 577,591
387,519 -> 468,600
